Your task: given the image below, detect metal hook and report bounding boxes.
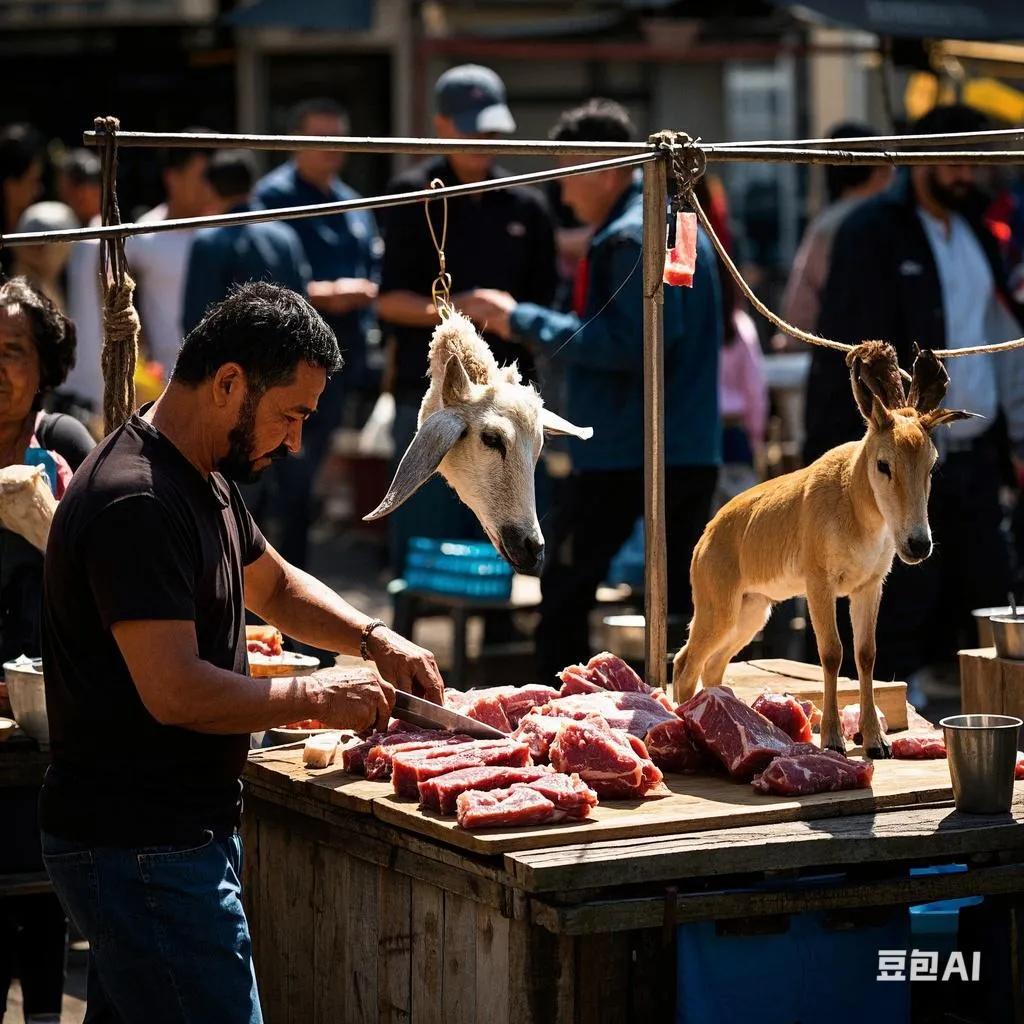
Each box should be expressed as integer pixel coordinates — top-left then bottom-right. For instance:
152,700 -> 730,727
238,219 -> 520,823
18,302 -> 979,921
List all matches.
424,177 -> 452,318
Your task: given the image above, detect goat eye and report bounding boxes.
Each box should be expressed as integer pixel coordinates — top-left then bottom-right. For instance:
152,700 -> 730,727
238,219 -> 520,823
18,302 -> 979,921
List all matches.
480,431 -> 505,455
876,460 -> 891,479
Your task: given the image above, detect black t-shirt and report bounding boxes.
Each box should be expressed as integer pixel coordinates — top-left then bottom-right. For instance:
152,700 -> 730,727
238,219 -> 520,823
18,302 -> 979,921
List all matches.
379,157 -> 558,398
39,412 -> 267,845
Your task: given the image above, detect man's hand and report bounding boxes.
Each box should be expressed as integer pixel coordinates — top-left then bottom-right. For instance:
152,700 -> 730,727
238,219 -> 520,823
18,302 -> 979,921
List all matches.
308,278 -> 379,315
457,288 -> 516,340
366,626 -> 445,705
310,666 -> 396,733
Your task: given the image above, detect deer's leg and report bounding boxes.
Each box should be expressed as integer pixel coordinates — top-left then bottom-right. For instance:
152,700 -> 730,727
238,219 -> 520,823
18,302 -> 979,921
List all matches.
806,579 -> 845,753
701,594 -> 773,688
672,586 -> 741,702
849,579 -> 891,760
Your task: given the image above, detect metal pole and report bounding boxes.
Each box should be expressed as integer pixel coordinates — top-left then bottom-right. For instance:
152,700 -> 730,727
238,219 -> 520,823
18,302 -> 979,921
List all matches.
642,155 -> 668,692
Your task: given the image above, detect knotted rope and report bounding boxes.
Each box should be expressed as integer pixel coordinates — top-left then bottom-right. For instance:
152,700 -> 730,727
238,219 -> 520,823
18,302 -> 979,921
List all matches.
96,116 -> 140,434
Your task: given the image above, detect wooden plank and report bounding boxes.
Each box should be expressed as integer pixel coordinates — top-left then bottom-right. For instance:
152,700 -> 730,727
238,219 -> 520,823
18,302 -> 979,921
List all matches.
530,862 -> 1024,935
346,855 -> 380,1024
627,928 -> 676,1021
441,890 -> 477,1024
506,919 -> 574,1024
960,648 -> 1002,716
378,868 -> 413,1023
410,880 -> 444,1024
575,932 -> 630,1024
506,793 -> 1024,891
474,902 -> 510,1024
254,821 -> 316,1024
370,758 -> 956,855
725,659 -> 908,730
314,840 -> 350,1022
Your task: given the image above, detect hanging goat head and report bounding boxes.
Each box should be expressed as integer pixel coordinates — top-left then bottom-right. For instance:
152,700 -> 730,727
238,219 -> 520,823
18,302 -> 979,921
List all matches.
365,311 -> 591,574
848,341 -> 976,565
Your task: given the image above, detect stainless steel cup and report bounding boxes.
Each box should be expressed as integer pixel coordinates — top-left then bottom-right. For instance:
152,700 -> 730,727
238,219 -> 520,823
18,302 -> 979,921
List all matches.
940,714 -> 1021,814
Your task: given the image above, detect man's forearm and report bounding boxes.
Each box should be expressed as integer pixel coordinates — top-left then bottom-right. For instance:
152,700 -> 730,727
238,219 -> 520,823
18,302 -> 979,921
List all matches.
257,561 -> 372,657
377,290 -> 439,327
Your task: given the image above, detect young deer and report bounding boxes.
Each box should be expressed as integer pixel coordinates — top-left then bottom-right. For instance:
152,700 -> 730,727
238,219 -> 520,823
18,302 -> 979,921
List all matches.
672,342 -> 973,757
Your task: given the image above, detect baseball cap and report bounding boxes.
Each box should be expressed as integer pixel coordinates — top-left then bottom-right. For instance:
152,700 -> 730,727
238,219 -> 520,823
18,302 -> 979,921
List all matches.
435,64 -> 516,135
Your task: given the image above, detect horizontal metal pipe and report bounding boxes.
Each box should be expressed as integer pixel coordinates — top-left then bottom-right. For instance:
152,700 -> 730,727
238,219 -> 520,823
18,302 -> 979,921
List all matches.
702,145 -> 1024,165
83,129 -> 650,157
0,151 -> 658,248
712,126 -> 1024,150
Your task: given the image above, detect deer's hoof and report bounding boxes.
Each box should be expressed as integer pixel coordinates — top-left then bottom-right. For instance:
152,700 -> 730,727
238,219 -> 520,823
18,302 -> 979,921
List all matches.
821,735 -> 847,756
865,737 -> 893,760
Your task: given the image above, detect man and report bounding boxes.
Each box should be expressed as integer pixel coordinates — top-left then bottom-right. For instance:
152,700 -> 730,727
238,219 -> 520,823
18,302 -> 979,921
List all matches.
254,99 -> 380,569
57,148 -> 102,227
39,283 -> 442,1022
377,64 -> 558,573
778,122 -> 893,343
183,150 -> 310,332
467,99 -> 722,680
806,104 -> 1024,684
128,130 -> 216,373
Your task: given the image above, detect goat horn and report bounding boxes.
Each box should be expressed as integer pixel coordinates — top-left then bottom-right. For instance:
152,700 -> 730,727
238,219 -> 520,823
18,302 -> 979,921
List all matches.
540,408 -> 594,440
363,409 -> 466,521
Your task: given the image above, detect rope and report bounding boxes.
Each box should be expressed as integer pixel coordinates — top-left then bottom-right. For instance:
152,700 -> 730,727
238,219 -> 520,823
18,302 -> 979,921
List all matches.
95,116 -> 139,434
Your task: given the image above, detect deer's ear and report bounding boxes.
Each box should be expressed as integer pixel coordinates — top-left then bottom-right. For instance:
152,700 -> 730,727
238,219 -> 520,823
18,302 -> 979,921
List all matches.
921,408 -> 981,432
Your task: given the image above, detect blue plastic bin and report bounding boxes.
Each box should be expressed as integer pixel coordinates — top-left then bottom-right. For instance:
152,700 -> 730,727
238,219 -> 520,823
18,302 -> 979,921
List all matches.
909,864 -> 983,961
404,537 -> 513,600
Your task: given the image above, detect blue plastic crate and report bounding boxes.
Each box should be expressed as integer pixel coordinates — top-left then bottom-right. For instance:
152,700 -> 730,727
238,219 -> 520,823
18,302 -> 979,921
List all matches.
677,882 -> 910,1024
404,537 -> 513,600
909,864 -> 983,960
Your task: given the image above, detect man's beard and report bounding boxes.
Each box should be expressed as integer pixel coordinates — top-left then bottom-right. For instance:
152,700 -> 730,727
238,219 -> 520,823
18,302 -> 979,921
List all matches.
217,391 -> 289,484
927,169 -> 975,214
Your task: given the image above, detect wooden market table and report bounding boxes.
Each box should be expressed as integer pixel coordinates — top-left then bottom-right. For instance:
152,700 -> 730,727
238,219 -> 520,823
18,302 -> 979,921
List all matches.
241,740 -> 1024,1024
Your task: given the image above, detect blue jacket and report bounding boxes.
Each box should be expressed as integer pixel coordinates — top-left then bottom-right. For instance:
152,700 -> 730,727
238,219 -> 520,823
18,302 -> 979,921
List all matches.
510,179 -> 722,471
182,203 -> 311,334
253,162 -> 380,343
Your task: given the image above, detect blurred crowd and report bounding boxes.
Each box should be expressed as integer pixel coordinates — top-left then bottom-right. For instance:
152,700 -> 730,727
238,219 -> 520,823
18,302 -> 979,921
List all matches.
4,67 -> 1024,701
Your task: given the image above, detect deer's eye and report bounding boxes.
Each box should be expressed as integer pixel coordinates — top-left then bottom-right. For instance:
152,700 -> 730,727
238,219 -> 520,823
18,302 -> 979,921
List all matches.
876,460 -> 891,479
481,431 -> 506,456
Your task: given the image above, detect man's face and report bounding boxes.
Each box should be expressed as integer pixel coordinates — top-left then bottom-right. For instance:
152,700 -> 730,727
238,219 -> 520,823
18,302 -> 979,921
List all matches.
165,154 -> 216,217
434,115 -> 496,183
217,361 -> 327,483
926,165 -> 977,213
558,160 -> 616,226
295,113 -> 347,181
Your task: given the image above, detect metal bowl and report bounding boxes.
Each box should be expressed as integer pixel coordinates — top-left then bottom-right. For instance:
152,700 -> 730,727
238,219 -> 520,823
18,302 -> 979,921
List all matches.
973,606 -> 1015,648
3,656 -> 48,748
989,616 -> 1024,660
602,614 -> 647,662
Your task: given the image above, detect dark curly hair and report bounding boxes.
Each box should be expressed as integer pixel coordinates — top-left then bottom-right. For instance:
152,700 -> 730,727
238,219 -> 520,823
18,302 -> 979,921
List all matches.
0,276 -> 77,393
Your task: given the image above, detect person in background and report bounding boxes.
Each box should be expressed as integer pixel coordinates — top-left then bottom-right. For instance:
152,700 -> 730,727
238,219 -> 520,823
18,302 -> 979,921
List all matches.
128,130 -> 215,375
254,99 -> 380,570
56,149 -> 101,228
377,64 -> 557,574
0,277 -> 94,1024
777,122 -> 893,346
466,99 -> 722,680
806,104 -> 1024,689
10,203 -> 78,311
0,125 -> 45,279
183,151 -> 310,333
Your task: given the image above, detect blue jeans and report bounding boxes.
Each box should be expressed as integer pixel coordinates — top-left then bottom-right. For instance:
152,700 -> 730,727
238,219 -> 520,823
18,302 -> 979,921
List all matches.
41,830 -> 261,1024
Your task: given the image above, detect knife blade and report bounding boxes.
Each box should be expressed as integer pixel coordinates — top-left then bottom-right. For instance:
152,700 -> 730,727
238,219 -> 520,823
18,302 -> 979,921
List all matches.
393,690 -> 508,740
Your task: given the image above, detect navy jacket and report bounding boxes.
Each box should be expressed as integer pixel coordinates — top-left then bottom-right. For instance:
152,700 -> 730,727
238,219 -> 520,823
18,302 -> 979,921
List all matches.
510,179 -> 722,471
182,203 -> 311,334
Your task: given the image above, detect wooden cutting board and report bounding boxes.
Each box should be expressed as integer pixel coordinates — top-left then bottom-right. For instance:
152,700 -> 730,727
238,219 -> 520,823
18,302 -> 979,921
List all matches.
249,745 -> 962,856
723,659 -> 909,731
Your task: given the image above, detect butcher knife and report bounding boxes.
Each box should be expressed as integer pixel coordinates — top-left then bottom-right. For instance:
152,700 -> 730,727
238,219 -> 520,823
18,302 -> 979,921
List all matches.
393,690 -> 508,740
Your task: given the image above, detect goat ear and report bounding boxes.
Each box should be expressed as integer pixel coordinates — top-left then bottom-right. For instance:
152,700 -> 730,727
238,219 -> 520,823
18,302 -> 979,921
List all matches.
363,409 -> 466,521
921,408 -> 982,432
442,355 -> 472,407
541,408 -> 594,440
908,346 -> 950,414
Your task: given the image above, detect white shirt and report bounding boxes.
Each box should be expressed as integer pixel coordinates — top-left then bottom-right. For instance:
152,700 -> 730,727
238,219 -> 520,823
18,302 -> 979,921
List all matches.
125,204 -> 196,372
917,208 -> 997,441
63,229 -> 104,409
